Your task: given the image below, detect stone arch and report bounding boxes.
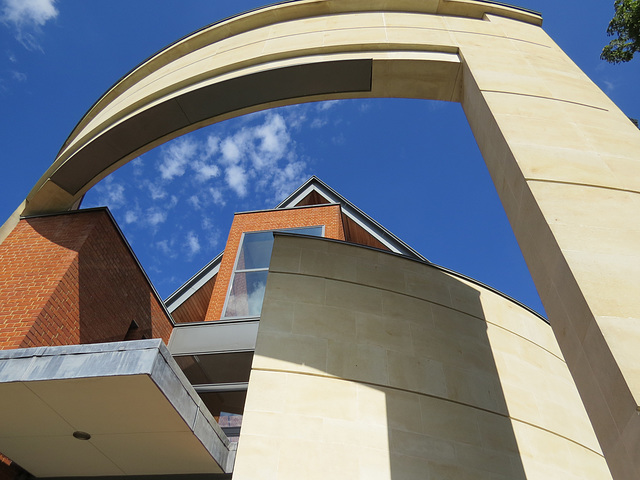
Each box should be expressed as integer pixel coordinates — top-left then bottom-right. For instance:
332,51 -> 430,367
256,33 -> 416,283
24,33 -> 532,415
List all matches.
7,1 -> 640,478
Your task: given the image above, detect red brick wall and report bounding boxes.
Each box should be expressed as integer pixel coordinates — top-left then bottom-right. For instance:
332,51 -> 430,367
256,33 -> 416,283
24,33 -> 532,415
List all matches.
0,209 -> 173,350
205,205 -> 344,321
171,274 -> 217,324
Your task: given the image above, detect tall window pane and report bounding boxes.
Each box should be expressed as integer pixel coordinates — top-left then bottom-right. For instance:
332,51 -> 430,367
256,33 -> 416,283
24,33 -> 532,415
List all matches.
224,270 -> 269,318
236,232 -> 273,270
223,226 -> 324,318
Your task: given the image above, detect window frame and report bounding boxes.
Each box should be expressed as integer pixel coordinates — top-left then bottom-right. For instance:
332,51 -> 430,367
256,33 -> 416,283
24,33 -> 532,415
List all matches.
221,225 -> 325,319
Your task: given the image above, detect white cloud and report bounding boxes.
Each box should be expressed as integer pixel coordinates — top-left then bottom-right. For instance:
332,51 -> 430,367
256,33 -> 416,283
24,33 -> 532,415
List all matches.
1,0 -> 58,51
188,195 -> 201,210
107,184 -> 125,207
332,133 -> 346,145
158,137 -> 198,180
205,111 -> 310,201
131,157 -> 144,176
209,187 -> 226,206
310,117 -> 328,129
7,51 -> 16,62
167,195 -> 179,208
202,217 -> 214,231
359,102 -> 372,113
220,135 -> 243,165
1,0 -> 58,27
252,113 -> 289,168
193,161 -> 220,182
11,70 -> 26,82
226,165 -> 248,197
146,208 -> 167,227
91,178 -> 126,209
144,180 -> 166,200
204,135 -> 219,159
271,160 -> 308,202
184,231 -> 201,256
16,32 -> 40,51
124,210 -> 138,224
156,240 -> 173,256
283,105 -> 307,130
603,80 -> 615,94
201,218 -> 221,248
317,100 -> 339,111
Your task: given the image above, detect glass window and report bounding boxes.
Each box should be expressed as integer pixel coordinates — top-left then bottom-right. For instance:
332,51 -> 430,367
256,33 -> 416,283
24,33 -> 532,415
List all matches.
225,270 -> 269,318
222,226 -> 324,318
236,231 -> 273,270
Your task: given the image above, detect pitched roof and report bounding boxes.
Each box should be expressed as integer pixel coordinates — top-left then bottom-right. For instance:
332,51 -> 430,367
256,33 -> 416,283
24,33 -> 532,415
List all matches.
164,176 -> 425,313
277,176 -> 426,260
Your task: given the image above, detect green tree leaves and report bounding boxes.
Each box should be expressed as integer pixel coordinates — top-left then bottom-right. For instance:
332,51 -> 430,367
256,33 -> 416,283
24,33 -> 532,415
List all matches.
602,0 -> 640,63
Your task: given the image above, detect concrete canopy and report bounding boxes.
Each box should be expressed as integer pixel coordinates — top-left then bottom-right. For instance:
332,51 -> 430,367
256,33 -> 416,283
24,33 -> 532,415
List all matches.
3,1 -> 640,479
0,340 -> 234,477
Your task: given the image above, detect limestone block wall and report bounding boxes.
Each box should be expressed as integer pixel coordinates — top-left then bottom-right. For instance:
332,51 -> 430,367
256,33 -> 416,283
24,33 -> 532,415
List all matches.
233,235 -> 612,480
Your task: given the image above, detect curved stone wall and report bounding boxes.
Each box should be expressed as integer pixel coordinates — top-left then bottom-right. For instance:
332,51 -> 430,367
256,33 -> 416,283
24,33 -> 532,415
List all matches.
5,1 -> 640,476
234,234 -> 612,479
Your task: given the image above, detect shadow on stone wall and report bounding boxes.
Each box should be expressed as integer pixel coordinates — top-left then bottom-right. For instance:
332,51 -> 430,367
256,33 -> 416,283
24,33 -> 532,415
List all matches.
237,235 -> 529,479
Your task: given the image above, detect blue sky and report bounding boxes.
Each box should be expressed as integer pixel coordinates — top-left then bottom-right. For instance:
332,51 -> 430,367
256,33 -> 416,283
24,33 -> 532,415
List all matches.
1,1 -> 639,315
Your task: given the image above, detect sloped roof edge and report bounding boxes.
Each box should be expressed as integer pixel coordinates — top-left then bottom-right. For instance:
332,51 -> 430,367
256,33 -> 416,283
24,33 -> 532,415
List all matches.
165,252 -> 223,312
277,176 -> 427,262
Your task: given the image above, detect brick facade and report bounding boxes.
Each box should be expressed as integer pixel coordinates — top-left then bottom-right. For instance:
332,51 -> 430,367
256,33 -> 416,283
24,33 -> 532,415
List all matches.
171,275 -> 217,323
205,205 -> 345,321
0,209 -> 173,350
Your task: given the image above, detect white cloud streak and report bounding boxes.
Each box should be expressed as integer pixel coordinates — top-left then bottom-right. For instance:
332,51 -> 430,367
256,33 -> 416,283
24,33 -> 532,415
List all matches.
317,100 -> 339,111
90,178 -> 126,209
1,0 -> 58,51
184,231 -> 201,256
188,195 -> 201,210
158,137 -> 199,180
220,135 -> 243,165
207,113 -> 308,201
204,135 -> 219,159
11,70 -> 26,82
193,161 -> 220,182
124,210 -> 138,224
209,188 -> 225,206
146,208 -> 167,227
144,180 -> 166,200
1,0 -> 57,27
225,165 -> 248,197
603,80 -> 615,94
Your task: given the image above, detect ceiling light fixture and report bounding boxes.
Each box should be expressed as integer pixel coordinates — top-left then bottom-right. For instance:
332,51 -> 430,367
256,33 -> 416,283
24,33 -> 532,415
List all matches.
72,431 -> 91,440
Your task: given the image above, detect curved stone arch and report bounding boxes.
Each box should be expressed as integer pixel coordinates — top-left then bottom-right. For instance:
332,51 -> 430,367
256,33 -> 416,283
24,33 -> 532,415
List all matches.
24,0 -> 546,214
9,1 -> 640,479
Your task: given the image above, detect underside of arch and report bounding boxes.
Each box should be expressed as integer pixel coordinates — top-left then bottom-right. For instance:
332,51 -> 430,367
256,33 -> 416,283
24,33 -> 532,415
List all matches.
31,50 -> 461,212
